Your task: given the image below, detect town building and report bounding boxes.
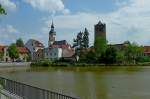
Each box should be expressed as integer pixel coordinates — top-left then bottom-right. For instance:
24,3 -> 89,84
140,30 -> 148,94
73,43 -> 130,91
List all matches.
44,48 -> 62,60
44,22 -> 75,60
110,41 -> 130,50
0,45 -> 10,62
25,39 -> 44,60
33,49 -> 44,61
143,46 -> 150,56
17,47 -> 30,61
0,45 -> 29,62
111,43 -> 150,57
48,21 -> 56,47
94,21 -> 106,43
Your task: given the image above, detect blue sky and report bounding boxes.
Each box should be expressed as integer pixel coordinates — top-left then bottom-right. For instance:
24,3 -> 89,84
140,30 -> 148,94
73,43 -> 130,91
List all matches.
0,0 -> 150,46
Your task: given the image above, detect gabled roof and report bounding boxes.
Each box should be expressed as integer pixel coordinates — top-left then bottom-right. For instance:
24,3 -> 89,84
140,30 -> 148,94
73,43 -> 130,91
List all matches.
53,40 -> 67,45
51,45 -> 70,49
0,45 -> 7,52
28,39 -> 44,48
0,45 -> 29,54
17,47 -> 29,54
50,40 -> 72,49
144,46 -> 150,53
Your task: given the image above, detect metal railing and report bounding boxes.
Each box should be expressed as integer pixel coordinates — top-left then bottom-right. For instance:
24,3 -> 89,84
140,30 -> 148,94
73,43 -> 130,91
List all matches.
0,77 -> 79,99
0,89 -> 23,99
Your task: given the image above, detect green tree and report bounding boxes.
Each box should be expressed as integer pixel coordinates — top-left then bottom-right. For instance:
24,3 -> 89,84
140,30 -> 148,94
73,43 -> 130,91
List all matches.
8,43 -> 19,61
82,28 -> 89,48
86,49 -> 97,63
0,4 -> 6,15
104,46 -> 118,64
137,56 -> 150,63
26,53 -> 31,62
73,31 -> 84,58
73,31 -> 83,48
124,42 -> 143,64
16,38 -> 24,47
94,37 -> 107,57
0,52 -> 4,60
116,50 -> 125,64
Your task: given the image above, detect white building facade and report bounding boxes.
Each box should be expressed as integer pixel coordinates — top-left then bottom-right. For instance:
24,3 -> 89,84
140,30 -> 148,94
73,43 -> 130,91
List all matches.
44,48 -> 62,60
25,39 -> 44,60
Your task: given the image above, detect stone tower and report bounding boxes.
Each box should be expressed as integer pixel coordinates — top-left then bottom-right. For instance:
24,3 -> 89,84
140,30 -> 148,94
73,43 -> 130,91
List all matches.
94,21 -> 106,42
48,21 -> 56,47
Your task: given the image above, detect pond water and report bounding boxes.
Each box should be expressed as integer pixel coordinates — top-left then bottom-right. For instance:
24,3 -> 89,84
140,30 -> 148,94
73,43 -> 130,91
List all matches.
0,66 -> 150,99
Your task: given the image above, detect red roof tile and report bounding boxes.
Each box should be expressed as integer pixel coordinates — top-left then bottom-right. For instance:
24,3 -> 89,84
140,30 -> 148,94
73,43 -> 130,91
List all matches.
50,44 -> 70,49
144,46 -> 150,53
17,47 -> 29,54
0,45 -> 7,52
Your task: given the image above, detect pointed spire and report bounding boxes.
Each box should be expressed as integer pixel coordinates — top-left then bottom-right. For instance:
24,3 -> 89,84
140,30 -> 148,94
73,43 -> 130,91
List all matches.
49,20 -> 56,35
98,21 -> 102,25
51,20 -> 54,28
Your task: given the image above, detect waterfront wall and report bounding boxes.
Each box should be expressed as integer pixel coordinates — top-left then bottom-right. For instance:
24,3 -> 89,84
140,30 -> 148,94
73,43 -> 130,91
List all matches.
0,62 -> 31,67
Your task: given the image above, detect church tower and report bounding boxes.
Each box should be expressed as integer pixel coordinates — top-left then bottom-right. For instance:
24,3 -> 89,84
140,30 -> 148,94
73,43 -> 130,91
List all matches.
94,21 -> 106,42
48,21 -> 56,47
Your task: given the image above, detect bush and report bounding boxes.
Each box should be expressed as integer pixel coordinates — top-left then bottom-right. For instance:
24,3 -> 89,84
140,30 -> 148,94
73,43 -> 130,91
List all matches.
137,56 -> 150,63
31,59 -> 53,67
52,62 -> 70,67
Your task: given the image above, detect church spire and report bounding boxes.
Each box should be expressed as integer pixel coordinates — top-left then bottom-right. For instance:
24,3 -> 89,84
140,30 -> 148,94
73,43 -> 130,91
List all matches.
49,20 -> 56,35
48,20 -> 56,47
51,20 -> 54,29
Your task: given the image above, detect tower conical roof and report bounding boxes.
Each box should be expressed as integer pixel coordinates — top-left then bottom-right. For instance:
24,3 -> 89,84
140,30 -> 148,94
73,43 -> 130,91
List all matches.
98,21 -> 102,25
51,21 -> 54,28
49,21 -> 56,35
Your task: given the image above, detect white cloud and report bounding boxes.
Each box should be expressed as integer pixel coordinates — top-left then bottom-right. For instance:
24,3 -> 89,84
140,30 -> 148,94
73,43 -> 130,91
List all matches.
115,0 -> 129,7
0,0 -> 16,11
23,0 -> 69,14
0,25 -> 18,33
6,25 -> 18,33
42,0 -> 150,46
107,0 -> 150,44
0,25 -> 22,45
42,13 -> 104,45
1,0 -> 150,46
62,9 -> 70,14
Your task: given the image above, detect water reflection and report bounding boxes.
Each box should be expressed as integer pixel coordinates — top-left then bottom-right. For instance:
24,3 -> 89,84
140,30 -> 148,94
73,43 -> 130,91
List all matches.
0,66 -> 150,99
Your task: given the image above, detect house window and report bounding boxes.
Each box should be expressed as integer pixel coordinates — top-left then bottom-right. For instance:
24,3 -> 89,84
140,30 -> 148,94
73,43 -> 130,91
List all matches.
54,53 -> 56,56
50,53 -> 52,56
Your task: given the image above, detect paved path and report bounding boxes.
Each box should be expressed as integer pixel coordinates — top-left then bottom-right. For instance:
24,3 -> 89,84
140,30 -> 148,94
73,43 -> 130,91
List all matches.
0,62 -> 31,67
0,62 -> 31,72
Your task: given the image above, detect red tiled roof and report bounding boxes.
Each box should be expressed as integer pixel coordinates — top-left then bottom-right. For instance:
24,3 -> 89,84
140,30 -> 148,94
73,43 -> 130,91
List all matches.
0,45 -> 29,54
50,44 -> 70,49
17,47 -> 29,54
144,46 -> 150,53
0,45 -> 7,52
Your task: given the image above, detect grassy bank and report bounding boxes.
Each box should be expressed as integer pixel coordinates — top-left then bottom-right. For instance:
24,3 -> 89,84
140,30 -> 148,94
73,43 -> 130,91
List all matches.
31,61 -> 150,67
